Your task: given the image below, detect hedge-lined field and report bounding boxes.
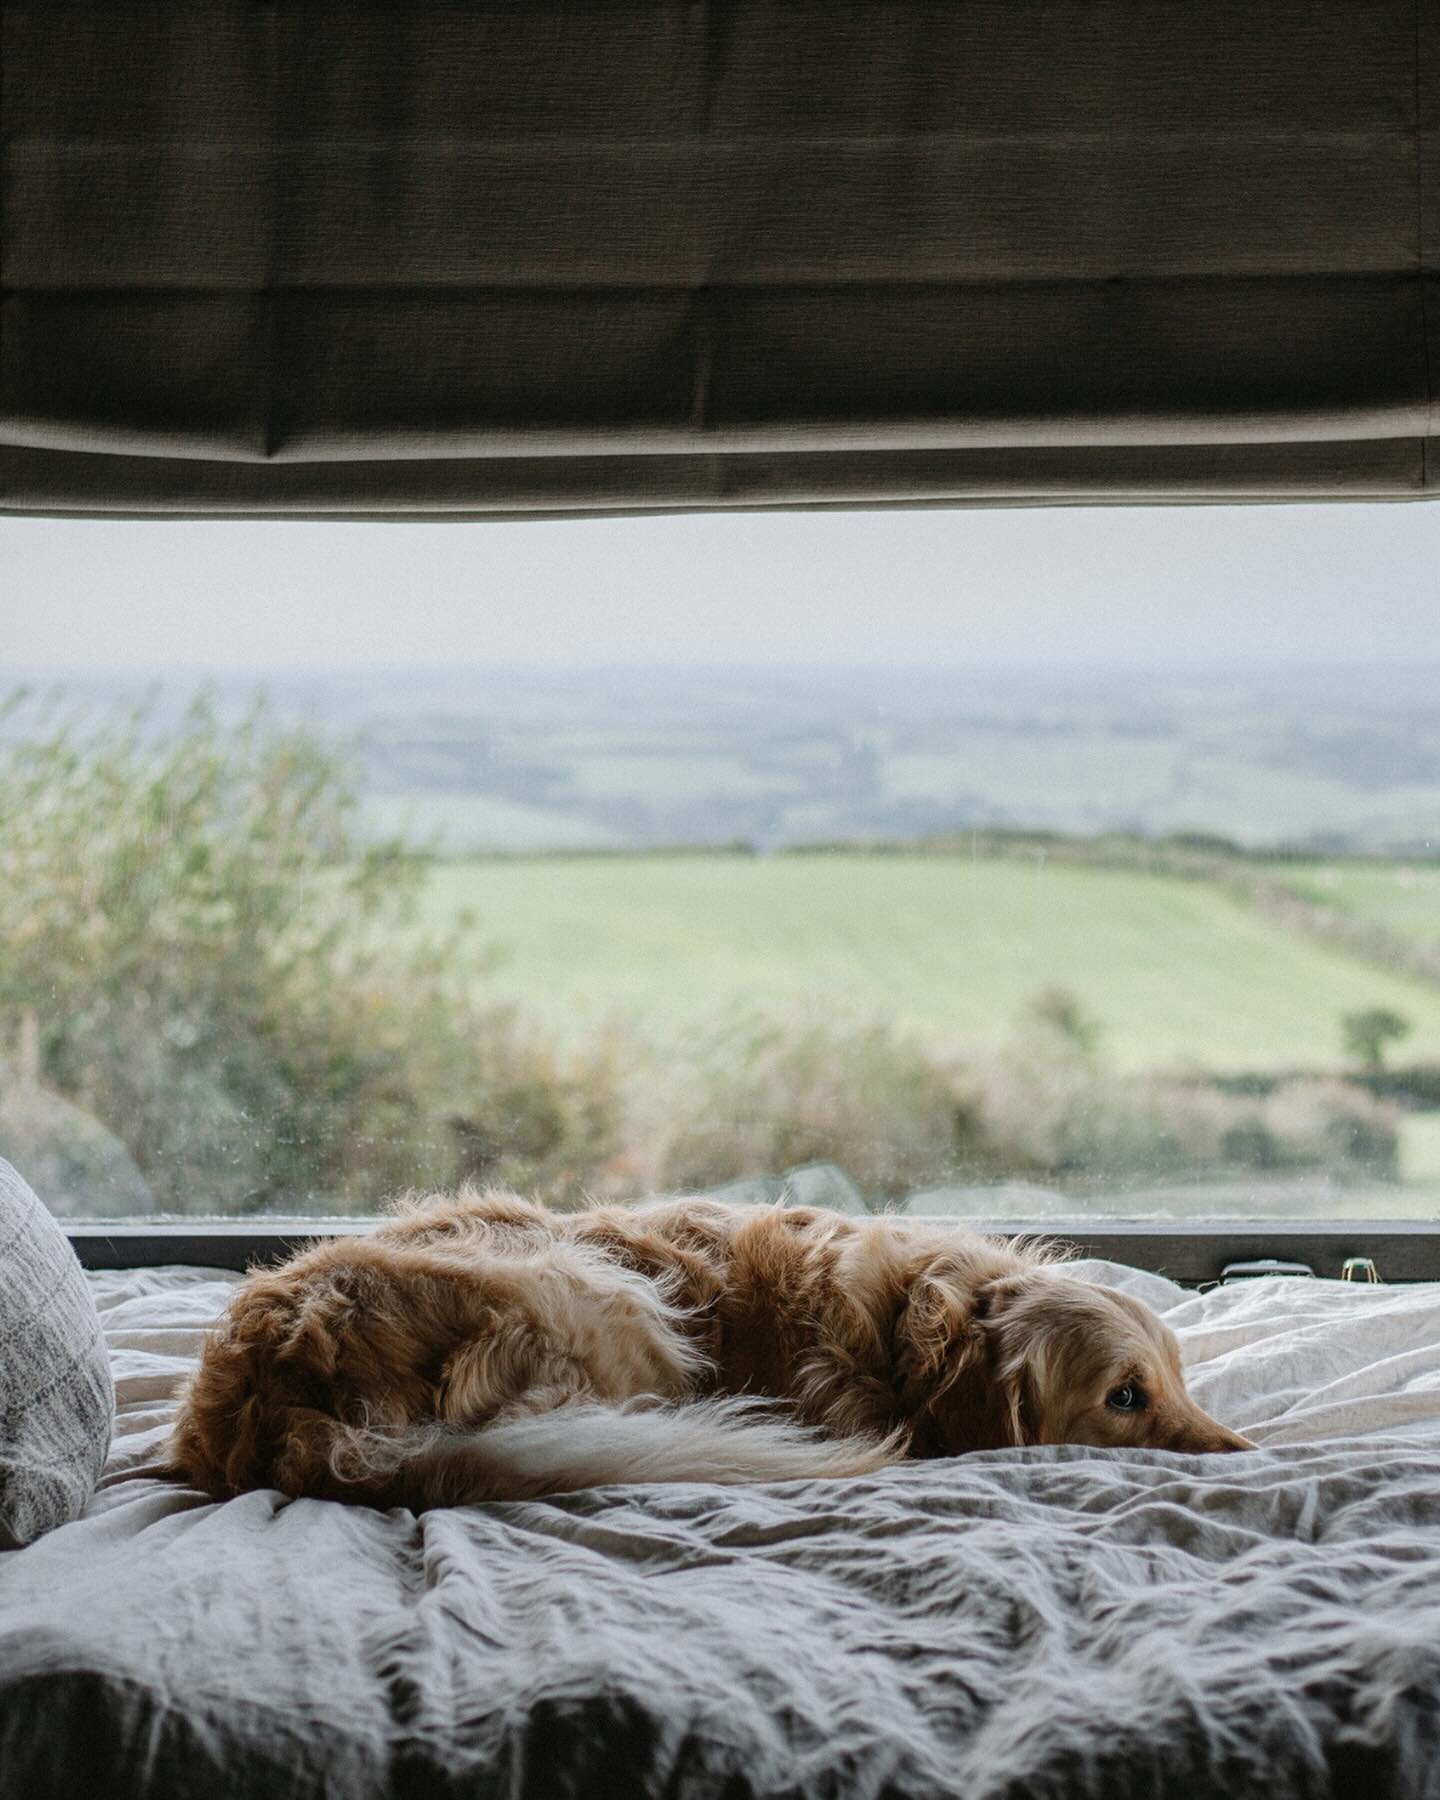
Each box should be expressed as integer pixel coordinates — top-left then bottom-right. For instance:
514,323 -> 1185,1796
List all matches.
5,693 -> 1434,1216
415,852 -> 1440,1073
1275,862 -> 1440,950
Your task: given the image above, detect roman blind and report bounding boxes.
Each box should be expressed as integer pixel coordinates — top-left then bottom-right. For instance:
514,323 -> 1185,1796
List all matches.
2,1 -> 1436,516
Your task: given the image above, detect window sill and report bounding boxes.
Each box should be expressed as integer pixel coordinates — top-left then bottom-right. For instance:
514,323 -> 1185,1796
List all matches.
63,1220 -> 1440,1286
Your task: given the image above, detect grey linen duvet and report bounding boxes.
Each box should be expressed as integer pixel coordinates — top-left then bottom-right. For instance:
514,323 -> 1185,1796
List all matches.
3,1259 -> 1440,1799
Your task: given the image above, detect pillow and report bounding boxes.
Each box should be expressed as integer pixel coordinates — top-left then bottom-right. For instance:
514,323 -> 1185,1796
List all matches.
0,1157 -> 114,1548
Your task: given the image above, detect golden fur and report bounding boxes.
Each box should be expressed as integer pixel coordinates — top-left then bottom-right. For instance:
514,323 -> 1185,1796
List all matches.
169,1192 -> 1251,1508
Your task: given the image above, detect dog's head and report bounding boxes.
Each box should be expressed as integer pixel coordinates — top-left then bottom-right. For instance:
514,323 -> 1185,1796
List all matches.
980,1271 -> 1253,1453
902,1264 -> 1252,1455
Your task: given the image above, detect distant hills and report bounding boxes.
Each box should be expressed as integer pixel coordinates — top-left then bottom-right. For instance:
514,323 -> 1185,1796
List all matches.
9,662 -> 1440,856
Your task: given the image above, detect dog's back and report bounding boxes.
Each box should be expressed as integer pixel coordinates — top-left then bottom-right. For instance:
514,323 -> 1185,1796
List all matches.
177,1191 -> 1183,1508
170,1193 -> 915,1506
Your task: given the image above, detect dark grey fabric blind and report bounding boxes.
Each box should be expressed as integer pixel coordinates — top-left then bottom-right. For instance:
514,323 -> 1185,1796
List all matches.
2,1 -> 1437,516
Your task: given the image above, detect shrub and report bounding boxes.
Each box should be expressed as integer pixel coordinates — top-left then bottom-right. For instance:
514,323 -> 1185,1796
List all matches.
0,693 -> 619,1213
642,1001 -> 1399,1202
1021,985 -> 1103,1055
1261,1078 -> 1398,1175
963,1034 -> 1398,1188
648,1010 -> 996,1200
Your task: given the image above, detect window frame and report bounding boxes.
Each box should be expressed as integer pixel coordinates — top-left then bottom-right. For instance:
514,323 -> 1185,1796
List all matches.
63,1220 -> 1440,1286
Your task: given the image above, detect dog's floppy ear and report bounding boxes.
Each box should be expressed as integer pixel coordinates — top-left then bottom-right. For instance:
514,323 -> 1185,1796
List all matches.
893,1270 -> 973,1392
893,1265 -> 1030,1455
973,1274 -> 1041,1449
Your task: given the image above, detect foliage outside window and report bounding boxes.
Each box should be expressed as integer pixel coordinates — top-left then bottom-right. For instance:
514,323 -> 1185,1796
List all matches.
1,691 -> 1425,1222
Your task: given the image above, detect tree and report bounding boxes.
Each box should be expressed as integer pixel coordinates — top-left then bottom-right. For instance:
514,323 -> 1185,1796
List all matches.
0,691 -> 618,1213
1341,1007 -> 1412,1073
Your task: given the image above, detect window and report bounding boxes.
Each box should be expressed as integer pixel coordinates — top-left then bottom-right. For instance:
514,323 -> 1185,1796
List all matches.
2,505 -> 1437,1233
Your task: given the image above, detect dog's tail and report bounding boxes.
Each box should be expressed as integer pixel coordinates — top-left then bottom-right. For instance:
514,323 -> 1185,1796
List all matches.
325,1397 -> 906,1507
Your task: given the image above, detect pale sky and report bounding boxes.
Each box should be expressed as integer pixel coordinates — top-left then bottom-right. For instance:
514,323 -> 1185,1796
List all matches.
1,502 -> 1438,673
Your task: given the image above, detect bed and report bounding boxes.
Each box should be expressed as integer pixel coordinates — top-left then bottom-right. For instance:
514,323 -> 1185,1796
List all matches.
5,1257 -> 1440,1798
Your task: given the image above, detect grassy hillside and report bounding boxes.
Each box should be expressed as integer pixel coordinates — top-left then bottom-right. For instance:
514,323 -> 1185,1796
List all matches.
1275,862 -> 1440,950
413,852 -> 1440,1072
8,690 -> 1434,1218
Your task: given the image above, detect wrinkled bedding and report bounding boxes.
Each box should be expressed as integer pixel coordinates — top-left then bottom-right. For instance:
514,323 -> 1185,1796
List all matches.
6,1258 -> 1440,1798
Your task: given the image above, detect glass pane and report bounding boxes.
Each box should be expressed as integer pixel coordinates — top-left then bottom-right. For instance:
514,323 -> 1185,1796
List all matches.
2,507 -> 1437,1223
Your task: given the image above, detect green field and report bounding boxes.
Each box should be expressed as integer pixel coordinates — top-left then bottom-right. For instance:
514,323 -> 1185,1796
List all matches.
414,852 -> 1440,1073
1404,1114 -> 1440,1188
1277,862 -> 1440,950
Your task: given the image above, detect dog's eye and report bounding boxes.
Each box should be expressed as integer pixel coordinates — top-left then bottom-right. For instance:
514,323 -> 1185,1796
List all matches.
1106,1383 -> 1147,1412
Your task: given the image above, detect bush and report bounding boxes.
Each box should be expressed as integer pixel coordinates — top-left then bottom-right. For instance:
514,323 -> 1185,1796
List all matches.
0,693 -> 619,1212
1021,985 -> 1103,1054
963,1027 -> 1398,1188
648,1011 -> 996,1200
641,998 -> 1399,1203
1261,1078 -> 1398,1175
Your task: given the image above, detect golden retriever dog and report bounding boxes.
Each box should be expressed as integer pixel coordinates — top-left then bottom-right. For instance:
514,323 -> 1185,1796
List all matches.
170,1191 -> 1251,1509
